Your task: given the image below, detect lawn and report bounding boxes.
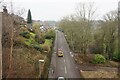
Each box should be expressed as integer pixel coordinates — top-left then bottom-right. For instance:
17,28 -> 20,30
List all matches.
30,32 -> 36,38
44,39 -> 52,46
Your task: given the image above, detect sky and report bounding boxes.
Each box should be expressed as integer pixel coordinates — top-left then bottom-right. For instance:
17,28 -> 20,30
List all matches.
0,0 -> 120,21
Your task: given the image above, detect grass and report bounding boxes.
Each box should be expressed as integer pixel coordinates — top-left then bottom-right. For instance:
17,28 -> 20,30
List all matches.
12,47 -> 44,78
24,38 -> 35,46
40,39 -> 52,48
24,39 -> 31,46
30,32 -> 36,38
39,39 -> 52,53
44,39 -> 52,46
19,31 -> 40,49
12,26 -> 54,78
80,70 -> 119,78
19,29 -> 53,51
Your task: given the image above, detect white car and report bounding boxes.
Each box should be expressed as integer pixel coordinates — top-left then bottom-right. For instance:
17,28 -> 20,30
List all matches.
57,77 -> 65,80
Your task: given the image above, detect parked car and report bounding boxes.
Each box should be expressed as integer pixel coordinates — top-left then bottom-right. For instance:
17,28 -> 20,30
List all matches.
57,77 -> 65,80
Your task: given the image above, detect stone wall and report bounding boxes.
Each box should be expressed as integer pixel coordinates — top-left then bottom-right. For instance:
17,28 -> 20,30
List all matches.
0,10 -> 31,78
2,12 -> 13,78
1,12 -> 24,78
0,12 -> 2,80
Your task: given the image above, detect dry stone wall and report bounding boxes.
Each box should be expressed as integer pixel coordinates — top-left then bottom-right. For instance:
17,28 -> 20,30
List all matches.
1,12 -> 25,78
2,12 -> 13,78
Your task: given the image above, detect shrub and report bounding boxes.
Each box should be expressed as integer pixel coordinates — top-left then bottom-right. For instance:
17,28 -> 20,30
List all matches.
33,44 -> 42,51
113,53 -> 120,61
35,35 -> 45,44
45,30 -> 55,39
20,31 -> 30,39
20,27 -> 29,32
92,54 -> 106,64
41,44 -> 50,53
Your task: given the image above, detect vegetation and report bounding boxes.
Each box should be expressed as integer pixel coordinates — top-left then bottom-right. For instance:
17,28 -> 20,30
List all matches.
33,22 -> 45,44
45,30 -> 55,40
58,3 -> 119,63
19,31 -> 30,39
12,21 -> 56,78
27,9 -> 32,24
92,54 -> 106,64
113,53 -> 120,61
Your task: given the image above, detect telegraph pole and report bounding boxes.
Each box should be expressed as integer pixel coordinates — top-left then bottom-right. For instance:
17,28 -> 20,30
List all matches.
118,2 -> 120,78
10,0 -> 13,14
118,1 -> 120,55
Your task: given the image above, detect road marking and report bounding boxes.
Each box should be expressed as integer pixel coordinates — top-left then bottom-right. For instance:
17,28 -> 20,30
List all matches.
65,66 -> 67,74
64,59 -> 65,62
69,52 -> 71,55
71,54 -> 74,57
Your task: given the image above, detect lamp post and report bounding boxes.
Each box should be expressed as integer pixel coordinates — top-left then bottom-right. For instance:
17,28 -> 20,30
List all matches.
39,60 -> 44,78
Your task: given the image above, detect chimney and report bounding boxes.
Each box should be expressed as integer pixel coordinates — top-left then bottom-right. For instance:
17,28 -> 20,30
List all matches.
3,6 -> 8,13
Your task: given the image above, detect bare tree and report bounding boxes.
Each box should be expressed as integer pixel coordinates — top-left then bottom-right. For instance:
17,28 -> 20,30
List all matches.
93,10 -> 118,60
75,2 -> 97,54
103,10 -> 118,22
75,2 -> 97,21
14,8 -> 26,17
59,2 -> 98,54
102,10 -> 118,60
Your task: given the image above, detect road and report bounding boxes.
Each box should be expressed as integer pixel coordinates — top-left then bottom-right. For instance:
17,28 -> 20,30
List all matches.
48,30 -> 80,78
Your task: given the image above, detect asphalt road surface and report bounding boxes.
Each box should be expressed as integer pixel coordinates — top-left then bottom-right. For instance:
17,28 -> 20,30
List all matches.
48,30 -> 80,79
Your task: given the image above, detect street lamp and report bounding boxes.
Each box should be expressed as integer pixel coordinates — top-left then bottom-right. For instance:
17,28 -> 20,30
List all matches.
39,59 -> 44,78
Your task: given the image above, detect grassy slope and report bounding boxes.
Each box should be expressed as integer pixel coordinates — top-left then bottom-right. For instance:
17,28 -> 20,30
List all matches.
11,27 -> 53,78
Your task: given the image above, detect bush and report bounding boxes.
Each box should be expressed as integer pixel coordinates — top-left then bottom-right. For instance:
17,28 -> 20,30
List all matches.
35,35 -> 45,44
45,30 -> 55,39
20,27 -> 29,32
33,44 -> 42,51
113,53 -> 120,61
41,44 -> 50,53
92,54 -> 106,64
20,31 -> 30,39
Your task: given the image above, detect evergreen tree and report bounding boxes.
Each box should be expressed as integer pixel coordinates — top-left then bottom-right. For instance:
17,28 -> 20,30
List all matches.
27,9 -> 32,24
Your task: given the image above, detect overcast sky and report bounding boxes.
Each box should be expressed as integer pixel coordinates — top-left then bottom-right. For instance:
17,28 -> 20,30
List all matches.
1,0 -> 120,21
